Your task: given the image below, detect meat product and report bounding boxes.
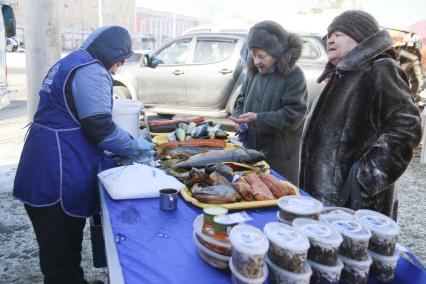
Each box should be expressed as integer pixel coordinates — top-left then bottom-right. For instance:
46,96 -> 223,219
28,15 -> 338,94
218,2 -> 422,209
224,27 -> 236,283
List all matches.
258,173 -> 296,198
233,177 -> 255,201
244,172 -> 275,201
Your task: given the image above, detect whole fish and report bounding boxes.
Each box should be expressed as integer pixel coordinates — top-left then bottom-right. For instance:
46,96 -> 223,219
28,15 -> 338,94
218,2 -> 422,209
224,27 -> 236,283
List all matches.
171,148 -> 265,168
191,183 -> 239,204
164,146 -> 223,157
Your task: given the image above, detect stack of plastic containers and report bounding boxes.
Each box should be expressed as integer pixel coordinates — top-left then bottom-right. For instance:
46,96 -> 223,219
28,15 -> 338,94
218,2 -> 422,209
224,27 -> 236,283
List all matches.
355,209 -> 401,282
292,218 -> 344,284
193,214 -> 232,270
276,196 -> 323,224
229,224 -> 269,284
321,213 -> 373,284
263,222 -> 312,284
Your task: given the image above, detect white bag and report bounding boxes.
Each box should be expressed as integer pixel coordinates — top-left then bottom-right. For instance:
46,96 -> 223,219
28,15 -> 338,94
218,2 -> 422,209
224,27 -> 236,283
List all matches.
98,164 -> 184,200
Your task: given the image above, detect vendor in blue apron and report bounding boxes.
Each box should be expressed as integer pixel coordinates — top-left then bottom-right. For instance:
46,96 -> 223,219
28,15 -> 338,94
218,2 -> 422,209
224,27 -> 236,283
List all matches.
13,26 -> 153,284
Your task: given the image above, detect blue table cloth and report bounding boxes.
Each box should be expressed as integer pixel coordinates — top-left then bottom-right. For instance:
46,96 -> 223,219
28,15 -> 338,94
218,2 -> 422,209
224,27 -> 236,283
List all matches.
101,170 -> 426,284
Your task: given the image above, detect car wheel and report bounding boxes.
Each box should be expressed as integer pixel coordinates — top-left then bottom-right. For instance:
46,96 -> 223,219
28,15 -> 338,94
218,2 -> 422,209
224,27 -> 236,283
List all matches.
113,86 -> 132,99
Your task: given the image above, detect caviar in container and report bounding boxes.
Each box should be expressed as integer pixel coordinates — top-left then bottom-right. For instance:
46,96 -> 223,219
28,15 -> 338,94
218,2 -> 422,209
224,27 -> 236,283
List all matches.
229,257 -> 268,284
339,253 -> 372,284
321,215 -> 371,260
193,214 -> 232,255
229,224 -> 269,279
213,212 -> 252,242
308,257 -> 343,284
292,218 -> 343,266
266,255 -> 312,284
193,232 -> 230,270
263,222 -> 310,273
355,209 -> 400,256
203,206 -> 228,236
277,196 -> 323,224
369,248 -> 400,282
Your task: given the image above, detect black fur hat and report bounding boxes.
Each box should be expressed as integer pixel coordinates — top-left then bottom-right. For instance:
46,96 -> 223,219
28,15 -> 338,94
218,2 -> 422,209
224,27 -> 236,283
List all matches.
327,10 -> 380,43
247,20 -> 290,59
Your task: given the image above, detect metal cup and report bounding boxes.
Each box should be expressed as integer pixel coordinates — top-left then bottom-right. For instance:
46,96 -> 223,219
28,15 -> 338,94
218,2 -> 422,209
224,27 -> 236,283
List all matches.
159,189 -> 178,211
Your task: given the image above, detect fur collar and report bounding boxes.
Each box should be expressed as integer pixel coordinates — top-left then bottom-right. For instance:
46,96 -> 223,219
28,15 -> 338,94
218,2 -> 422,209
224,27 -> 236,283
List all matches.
318,30 -> 395,82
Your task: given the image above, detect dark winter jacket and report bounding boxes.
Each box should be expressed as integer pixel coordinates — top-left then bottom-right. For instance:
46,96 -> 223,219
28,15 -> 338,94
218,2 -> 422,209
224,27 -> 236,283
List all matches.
300,30 -> 422,219
234,35 -> 308,185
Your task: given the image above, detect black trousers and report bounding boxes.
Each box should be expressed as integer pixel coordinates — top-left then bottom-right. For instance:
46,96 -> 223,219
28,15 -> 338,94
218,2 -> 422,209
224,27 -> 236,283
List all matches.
25,203 -> 89,284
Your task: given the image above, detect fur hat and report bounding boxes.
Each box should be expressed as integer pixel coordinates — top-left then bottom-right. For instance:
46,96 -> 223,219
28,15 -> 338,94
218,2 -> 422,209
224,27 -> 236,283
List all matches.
247,20 -> 290,59
327,10 -> 380,43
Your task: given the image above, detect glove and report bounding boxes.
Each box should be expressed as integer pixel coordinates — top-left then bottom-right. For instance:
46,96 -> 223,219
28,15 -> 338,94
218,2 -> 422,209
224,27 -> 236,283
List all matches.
337,162 -> 364,210
136,136 -> 154,151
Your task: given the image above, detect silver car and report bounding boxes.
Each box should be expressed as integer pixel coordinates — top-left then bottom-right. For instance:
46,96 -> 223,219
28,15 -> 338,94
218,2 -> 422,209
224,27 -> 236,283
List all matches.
112,32 -> 327,118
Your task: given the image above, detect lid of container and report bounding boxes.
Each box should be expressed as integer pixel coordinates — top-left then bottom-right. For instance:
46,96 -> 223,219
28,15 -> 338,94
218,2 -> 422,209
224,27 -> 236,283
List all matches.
203,206 -> 228,216
192,232 -> 231,262
307,257 -> 344,273
368,248 -> 400,264
263,222 -> 310,252
355,209 -> 400,236
320,207 -> 355,220
321,215 -> 372,241
229,257 -> 268,284
292,218 -> 343,247
339,253 -> 373,269
193,215 -> 232,248
277,196 -> 323,215
265,255 -> 312,279
229,224 -> 269,255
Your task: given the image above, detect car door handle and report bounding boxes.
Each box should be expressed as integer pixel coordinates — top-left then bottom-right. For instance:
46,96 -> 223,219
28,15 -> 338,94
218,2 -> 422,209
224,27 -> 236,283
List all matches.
219,69 -> 233,74
172,70 -> 184,75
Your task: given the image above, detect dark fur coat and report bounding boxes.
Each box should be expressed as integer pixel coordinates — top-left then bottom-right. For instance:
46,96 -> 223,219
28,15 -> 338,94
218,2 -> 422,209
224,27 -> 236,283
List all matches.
234,33 -> 308,185
300,30 -> 422,218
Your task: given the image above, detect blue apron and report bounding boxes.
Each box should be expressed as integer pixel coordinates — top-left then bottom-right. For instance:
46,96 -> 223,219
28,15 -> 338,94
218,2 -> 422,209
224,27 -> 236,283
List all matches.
14,50 -> 112,218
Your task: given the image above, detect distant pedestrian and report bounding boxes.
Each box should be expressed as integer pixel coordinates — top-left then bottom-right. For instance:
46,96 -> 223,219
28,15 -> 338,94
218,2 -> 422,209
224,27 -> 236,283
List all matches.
13,26 -> 153,283
300,10 -> 422,219
230,20 -> 308,185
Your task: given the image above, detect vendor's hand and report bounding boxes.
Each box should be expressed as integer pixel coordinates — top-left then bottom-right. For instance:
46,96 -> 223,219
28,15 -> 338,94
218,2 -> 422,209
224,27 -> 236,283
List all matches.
228,112 -> 257,123
136,136 -> 154,151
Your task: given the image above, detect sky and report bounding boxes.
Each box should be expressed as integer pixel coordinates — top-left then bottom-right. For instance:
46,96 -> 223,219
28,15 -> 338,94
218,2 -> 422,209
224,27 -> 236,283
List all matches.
135,0 -> 426,34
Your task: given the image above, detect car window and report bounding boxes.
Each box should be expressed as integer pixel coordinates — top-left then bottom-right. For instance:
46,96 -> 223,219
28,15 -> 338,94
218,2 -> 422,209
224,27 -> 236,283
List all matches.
193,39 -> 236,63
155,38 -> 192,65
301,40 -> 320,59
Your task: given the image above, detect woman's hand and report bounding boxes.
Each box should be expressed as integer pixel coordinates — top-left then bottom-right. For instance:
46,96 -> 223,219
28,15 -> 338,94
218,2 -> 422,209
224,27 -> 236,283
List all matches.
228,112 -> 257,123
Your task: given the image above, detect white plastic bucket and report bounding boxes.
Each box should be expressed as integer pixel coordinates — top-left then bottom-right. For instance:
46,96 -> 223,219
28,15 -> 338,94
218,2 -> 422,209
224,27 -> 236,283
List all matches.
112,99 -> 141,139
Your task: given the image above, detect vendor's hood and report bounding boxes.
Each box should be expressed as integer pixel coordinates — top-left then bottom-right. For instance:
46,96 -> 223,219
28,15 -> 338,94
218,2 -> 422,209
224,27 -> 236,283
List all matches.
80,25 -> 134,70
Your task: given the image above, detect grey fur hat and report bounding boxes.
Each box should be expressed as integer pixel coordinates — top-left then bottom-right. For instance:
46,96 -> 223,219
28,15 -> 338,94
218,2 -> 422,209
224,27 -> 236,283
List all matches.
327,10 -> 380,43
247,20 -> 290,59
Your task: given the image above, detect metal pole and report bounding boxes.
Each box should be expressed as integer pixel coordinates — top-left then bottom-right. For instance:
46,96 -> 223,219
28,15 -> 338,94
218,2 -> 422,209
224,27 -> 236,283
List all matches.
24,0 -> 62,121
98,0 -> 103,27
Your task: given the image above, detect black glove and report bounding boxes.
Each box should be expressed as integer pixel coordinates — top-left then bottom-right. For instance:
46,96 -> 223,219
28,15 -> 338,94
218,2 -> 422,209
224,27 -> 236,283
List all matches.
337,162 -> 364,210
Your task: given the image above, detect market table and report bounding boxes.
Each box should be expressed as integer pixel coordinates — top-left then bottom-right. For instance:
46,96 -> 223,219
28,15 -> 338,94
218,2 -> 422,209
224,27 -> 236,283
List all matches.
99,170 -> 426,284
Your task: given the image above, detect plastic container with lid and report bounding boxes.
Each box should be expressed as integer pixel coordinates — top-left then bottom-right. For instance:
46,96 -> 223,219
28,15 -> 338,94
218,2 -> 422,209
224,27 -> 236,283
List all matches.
193,214 -> 232,255
355,209 -> 400,256
266,255 -> 312,284
229,257 -> 268,284
308,257 -> 344,284
277,196 -> 323,224
369,248 -> 400,283
339,253 -> 372,284
229,224 -> 269,279
292,218 -> 343,266
320,207 -> 355,220
263,222 -> 310,273
193,232 -> 230,270
321,215 -> 372,260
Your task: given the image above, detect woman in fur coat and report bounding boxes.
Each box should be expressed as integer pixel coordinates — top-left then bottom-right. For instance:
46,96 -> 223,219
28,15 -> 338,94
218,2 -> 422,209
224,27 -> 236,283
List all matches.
231,21 -> 308,186
299,10 -> 422,219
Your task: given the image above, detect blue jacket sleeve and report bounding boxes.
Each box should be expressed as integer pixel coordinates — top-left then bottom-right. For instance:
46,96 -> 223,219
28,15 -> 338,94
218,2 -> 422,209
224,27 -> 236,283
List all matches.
71,63 -> 138,157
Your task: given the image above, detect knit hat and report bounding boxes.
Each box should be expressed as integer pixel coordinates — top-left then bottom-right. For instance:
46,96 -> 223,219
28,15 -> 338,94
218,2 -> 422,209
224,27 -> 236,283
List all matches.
327,10 -> 380,43
247,20 -> 290,59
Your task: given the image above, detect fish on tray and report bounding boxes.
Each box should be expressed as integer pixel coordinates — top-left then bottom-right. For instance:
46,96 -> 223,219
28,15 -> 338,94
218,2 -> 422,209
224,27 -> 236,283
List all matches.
171,148 -> 265,168
191,183 -> 240,204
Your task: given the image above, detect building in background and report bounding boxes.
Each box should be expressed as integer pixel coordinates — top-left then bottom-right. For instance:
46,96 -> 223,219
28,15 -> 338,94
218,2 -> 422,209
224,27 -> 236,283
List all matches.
7,0 -> 135,50
135,7 -> 198,50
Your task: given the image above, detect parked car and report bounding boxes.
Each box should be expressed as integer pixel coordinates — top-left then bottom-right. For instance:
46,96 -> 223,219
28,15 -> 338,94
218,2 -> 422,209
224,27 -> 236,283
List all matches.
112,32 -> 327,118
